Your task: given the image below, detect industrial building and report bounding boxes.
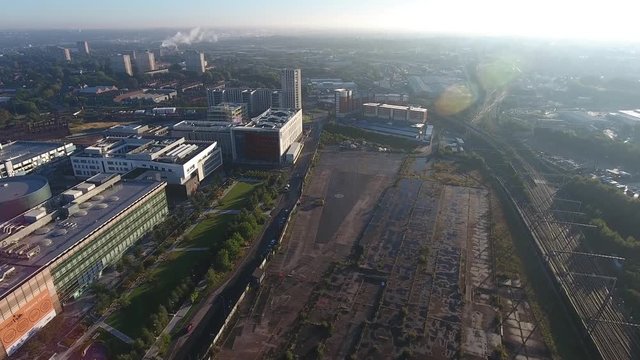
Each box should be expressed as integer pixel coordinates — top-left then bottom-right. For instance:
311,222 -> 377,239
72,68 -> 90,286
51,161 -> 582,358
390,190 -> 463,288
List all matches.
362,103 -> 428,123
232,108 -> 303,165
0,141 -> 76,178
113,89 -> 177,104
70,137 -> 222,194
0,174 -> 167,358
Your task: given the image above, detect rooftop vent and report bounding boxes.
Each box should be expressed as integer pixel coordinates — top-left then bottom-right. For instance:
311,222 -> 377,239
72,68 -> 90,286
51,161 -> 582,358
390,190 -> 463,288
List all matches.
93,203 -> 109,209
91,195 -> 105,202
73,210 -> 88,217
79,202 -> 94,209
108,196 -> 120,202
51,229 -> 68,237
34,227 -> 51,235
40,238 -> 53,247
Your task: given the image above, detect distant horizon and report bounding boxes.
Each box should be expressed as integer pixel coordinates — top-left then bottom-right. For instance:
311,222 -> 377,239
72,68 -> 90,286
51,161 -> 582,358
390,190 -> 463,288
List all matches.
1,26 -> 639,47
3,0 -> 640,44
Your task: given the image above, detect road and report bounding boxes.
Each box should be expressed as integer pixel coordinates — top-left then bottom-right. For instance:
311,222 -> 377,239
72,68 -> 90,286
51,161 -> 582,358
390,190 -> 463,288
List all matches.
165,116 -> 325,360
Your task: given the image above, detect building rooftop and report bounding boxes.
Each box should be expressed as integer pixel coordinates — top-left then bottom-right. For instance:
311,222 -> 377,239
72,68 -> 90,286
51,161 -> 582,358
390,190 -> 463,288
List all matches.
0,175 -> 164,298
0,141 -> 72,164
0,176 -> 48,204
173,120 -> 235,131
75,137 -> 211,165
363,103 -> 427,112
241,108 -> 299,130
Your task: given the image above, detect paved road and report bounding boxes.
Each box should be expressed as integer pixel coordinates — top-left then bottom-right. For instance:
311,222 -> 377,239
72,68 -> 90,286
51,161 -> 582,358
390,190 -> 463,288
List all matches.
166,116 -> 325,360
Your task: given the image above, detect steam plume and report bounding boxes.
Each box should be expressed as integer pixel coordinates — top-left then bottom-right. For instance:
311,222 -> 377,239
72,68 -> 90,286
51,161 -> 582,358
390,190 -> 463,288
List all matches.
162,27 -> 218,48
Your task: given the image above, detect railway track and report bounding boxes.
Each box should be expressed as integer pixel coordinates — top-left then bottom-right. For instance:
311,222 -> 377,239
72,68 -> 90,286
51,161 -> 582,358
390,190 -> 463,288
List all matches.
447,114 -> 640,360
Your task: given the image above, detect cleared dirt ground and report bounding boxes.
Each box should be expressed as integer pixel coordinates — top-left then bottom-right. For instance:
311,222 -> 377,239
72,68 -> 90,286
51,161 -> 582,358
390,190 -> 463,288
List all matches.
215,150 -> 404,359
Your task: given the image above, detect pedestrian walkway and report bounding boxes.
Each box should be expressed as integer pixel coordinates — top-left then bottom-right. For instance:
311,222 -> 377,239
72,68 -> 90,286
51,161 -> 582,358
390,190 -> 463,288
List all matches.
99,322 -> 134,345
143,302 -> 192,359
206,209 -> 241,215
171,247 -> 209,252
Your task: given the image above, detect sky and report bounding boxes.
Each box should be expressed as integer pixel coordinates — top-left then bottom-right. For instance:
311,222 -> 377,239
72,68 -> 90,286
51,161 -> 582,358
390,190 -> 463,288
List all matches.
2,0 -> 640,42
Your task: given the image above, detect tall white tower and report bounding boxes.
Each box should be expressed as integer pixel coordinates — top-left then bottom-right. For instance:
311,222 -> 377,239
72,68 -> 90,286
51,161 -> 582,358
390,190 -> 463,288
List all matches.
280,68 -> 302,110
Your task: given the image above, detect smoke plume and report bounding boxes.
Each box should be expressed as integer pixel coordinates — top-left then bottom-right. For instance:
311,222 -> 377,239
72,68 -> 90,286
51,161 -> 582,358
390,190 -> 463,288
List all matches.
161,27 -> 218,48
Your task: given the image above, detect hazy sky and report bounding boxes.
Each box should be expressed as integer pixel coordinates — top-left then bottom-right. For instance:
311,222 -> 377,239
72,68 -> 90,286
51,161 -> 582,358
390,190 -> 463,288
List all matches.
2,0 -> 640,41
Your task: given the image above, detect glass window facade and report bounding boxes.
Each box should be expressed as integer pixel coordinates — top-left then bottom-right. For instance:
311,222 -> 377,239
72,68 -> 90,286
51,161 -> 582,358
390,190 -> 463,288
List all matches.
50,191 -> 168,300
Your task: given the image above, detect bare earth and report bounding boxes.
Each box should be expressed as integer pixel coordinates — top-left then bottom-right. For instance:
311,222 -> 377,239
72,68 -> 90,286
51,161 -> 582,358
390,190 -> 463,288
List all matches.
215,150 -> 404,359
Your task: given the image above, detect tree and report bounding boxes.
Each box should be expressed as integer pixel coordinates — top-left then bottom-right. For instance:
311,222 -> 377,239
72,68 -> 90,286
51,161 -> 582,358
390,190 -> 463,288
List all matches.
206,268 -> 222,288
141,327 -> 155,345
0,108 -> 12,125
190,290 -> 200,304
133,338 -> 146,354
215,249 -> 232,271
158,333 -> 171,354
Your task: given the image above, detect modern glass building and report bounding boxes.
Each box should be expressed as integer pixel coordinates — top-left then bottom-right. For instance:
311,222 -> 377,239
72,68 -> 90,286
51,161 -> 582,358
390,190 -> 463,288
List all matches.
0,174 -> 168,358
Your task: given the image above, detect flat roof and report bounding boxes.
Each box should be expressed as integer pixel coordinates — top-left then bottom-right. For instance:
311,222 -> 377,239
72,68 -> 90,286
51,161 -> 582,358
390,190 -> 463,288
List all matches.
0,141 -> 71,164
241,108 -> 299,130
75,137 -> 214,165
0,176 -> 48,204
0,178 -> 165,298
173,121 -> 235,131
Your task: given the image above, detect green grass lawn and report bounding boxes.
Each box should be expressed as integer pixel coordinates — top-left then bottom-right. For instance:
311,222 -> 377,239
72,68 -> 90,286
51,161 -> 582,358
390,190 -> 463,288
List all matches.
218,181 -> 258,210
106,215 -> 233,339
185,214 -> 233,249
106,182 -> 258,341
96,328 -> 132,358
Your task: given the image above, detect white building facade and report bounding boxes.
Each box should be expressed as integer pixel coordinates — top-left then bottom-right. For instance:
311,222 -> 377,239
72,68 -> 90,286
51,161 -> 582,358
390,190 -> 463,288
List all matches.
70,138 -> 222,186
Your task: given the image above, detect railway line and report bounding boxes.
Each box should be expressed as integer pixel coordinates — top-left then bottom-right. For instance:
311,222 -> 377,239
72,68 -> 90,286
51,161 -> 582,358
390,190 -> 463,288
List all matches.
449,114 -> 640,360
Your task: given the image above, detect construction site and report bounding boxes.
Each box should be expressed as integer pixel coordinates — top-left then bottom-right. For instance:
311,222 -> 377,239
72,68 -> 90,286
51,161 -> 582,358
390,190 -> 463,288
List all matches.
214,148 -> 553,359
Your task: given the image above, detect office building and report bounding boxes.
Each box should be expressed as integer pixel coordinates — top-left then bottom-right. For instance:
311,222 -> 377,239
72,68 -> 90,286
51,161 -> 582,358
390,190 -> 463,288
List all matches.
207,103 -> 247,123
308,79 -> 357,106
280,69 -> 302,109
110,54 -> 133,76
71,137 -> 222,192
271,90 -> 282,108
185,51 -> 206,73
136,51 -> 156,73
0,174 -> 167,359
207,88 -> 276,117
0,141 -> 76,178
362,103 -> 428,124
171,121 -> 235,161
250,88 -> 274,116
335,89 -> 354,117
104,124 -> 169,138
76,41 -> 90,56
232,108 -> 303,165
206,88 -> 225,107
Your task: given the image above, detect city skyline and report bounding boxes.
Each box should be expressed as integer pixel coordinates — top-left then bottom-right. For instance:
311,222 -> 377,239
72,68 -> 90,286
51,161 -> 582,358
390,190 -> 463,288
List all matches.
2,0 -> 640,42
